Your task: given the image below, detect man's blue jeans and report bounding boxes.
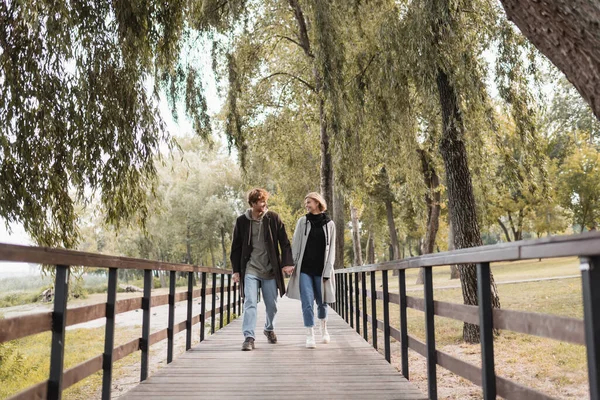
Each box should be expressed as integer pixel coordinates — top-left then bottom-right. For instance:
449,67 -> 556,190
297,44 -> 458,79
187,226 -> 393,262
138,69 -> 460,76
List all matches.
242,273 -> 278,339
300,272 -> 328,327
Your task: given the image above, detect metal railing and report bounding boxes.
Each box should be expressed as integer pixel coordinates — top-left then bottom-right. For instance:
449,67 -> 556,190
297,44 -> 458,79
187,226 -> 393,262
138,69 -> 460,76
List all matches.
334,231 -> 600,400
0,243 -> 241,400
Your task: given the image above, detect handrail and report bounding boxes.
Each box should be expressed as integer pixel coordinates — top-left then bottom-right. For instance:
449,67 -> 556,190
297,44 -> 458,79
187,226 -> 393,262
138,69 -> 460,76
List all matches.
0,243 -> 241,400
334,231 -> 600,400
339,230 -> 600,273
0,242 -> 228,273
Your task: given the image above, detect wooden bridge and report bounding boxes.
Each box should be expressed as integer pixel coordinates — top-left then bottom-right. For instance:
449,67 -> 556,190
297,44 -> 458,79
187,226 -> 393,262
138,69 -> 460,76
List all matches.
1,231 -> 600,399
121,296 -> 425,400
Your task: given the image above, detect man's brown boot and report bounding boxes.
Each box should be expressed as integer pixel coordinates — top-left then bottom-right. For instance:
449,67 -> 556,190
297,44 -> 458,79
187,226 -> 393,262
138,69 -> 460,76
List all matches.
242,337 -> 255,351
264,330 -> 277,344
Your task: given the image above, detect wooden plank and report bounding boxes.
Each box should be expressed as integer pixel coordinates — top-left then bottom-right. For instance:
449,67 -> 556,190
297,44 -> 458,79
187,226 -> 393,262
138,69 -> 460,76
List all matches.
436,350 -> 555,400
337,231 -> 600,274
0,312 -> 51,342
0,242 -> 228,274
406,296 -> 424,312
66,303 -> 105,326
113,338 -> 140,362
62,355 -> 103,389
6,381 -> 47,400
121,297 -> 427,400
116,298 -> 142,314
493,309 -> 584,345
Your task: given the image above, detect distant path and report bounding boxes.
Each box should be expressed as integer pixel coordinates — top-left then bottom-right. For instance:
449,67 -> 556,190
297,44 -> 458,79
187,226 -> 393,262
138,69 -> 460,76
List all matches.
407,275 -> 580,292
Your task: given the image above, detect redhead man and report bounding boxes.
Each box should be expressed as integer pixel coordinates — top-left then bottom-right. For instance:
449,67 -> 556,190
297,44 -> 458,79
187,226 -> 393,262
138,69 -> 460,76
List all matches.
230,188 -> 294,351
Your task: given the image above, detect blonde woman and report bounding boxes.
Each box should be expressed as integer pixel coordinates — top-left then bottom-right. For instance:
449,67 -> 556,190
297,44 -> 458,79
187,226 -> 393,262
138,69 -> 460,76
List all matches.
285,192 -> 336,348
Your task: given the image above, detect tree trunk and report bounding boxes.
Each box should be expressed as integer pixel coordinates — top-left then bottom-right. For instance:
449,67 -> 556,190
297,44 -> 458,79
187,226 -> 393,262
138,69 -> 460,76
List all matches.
416,149 -> 441,285
367,231 -> 375,264
209,239 -> 216,267
499,0 -> 600,120
449,221 -> 460,279
384,198 -> 400,260
185,222 -> 193,265
333,188 -> 346,269
159,271 -> 167,288
497,218 -> 512,242
437,68 -> 501,343
319,95 -> 334,209
350,205 -> 363,266
221,226 -> 228,268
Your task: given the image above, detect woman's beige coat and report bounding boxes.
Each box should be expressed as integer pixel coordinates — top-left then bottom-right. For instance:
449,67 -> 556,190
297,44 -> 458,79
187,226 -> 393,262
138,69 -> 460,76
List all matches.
286,215 -> 336,303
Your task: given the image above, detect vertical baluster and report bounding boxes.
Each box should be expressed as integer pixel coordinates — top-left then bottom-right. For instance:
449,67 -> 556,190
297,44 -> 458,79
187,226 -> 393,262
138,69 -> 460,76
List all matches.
382,270 -> 391,363
344,273 -> 349,323
48,265 -> 69,400
101,268 -> 117,400
362,271 -> 368,341
186,271 -> 193,350
581,256 -> 600,400
370,271 -> 377,350
220,273 -> 225,329
140,269 -> 152,381
399,269 -> 409,379
211,273 -> 217,334
354,272 -> 360,335
200,272 -> 207,342
233,281 -> 237,316
424,266 -> 437,400
227,274 -> 232,324
477,262 -> 496,399
349,273 -> 354,328
167,271 -> 176,363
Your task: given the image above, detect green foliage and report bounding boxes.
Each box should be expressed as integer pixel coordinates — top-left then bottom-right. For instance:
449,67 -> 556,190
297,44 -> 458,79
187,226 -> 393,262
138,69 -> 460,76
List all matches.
558,141 -> 600,231
77,138 -> 243,267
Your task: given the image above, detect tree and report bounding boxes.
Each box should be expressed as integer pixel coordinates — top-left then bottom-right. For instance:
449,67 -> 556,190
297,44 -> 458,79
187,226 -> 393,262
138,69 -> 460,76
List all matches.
498,0 -> 600,120
558,142 -> 600,231
0,1 -> 218,248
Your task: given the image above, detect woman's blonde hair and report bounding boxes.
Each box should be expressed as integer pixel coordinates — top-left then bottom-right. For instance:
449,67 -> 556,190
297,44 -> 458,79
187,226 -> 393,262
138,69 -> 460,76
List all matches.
305,192 -> 327,212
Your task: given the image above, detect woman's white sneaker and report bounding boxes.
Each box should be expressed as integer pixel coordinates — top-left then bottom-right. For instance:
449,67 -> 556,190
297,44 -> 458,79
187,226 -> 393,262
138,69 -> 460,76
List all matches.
306,327 -> 316,348
320,320 -> 330,344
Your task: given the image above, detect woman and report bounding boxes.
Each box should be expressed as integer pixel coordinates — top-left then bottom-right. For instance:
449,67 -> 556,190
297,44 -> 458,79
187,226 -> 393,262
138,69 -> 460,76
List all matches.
285,192 -> 336,348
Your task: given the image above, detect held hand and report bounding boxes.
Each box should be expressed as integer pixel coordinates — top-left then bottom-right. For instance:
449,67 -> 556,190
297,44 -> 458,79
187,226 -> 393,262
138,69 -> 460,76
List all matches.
232,272 -> 240,283
282,266 -> 295,275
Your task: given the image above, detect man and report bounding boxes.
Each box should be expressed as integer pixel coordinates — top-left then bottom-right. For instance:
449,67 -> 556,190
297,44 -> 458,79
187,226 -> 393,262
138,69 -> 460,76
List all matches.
230,188 -> 295,351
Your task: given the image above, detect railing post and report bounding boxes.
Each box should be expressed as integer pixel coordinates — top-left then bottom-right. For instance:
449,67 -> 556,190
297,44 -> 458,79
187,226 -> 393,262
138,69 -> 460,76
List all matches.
424,266 -> 437,400
362,271 -> 368,341
101,267 -> 118,400
227,274 -> 232,324
370,271 -> 378,350
167,270 -> 176,363
48,264 -> 69,400
344,273 -> 349,323
211,273 -> 217,334
200,272 -> 207,342
220,273 -> 225,329
382,270 -> 391,363
186,271 -> 193,350
355,272 -> 360,335
349,273 -> 354,328
581,256 -> 600,400
398,269 -> 409,379
477,262 -> 496,399
232,281 -> 237,316
140,269 -> 152,382
336,276 -> 340,314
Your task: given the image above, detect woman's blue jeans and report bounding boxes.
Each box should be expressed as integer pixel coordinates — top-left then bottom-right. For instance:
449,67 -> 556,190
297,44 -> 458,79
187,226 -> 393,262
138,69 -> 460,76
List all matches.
299,272 -> 328,327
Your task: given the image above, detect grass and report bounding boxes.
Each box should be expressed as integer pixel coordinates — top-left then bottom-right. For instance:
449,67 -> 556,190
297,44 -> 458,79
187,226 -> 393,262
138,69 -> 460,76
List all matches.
352,257 -> 586,398
0,325 -> 143,399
